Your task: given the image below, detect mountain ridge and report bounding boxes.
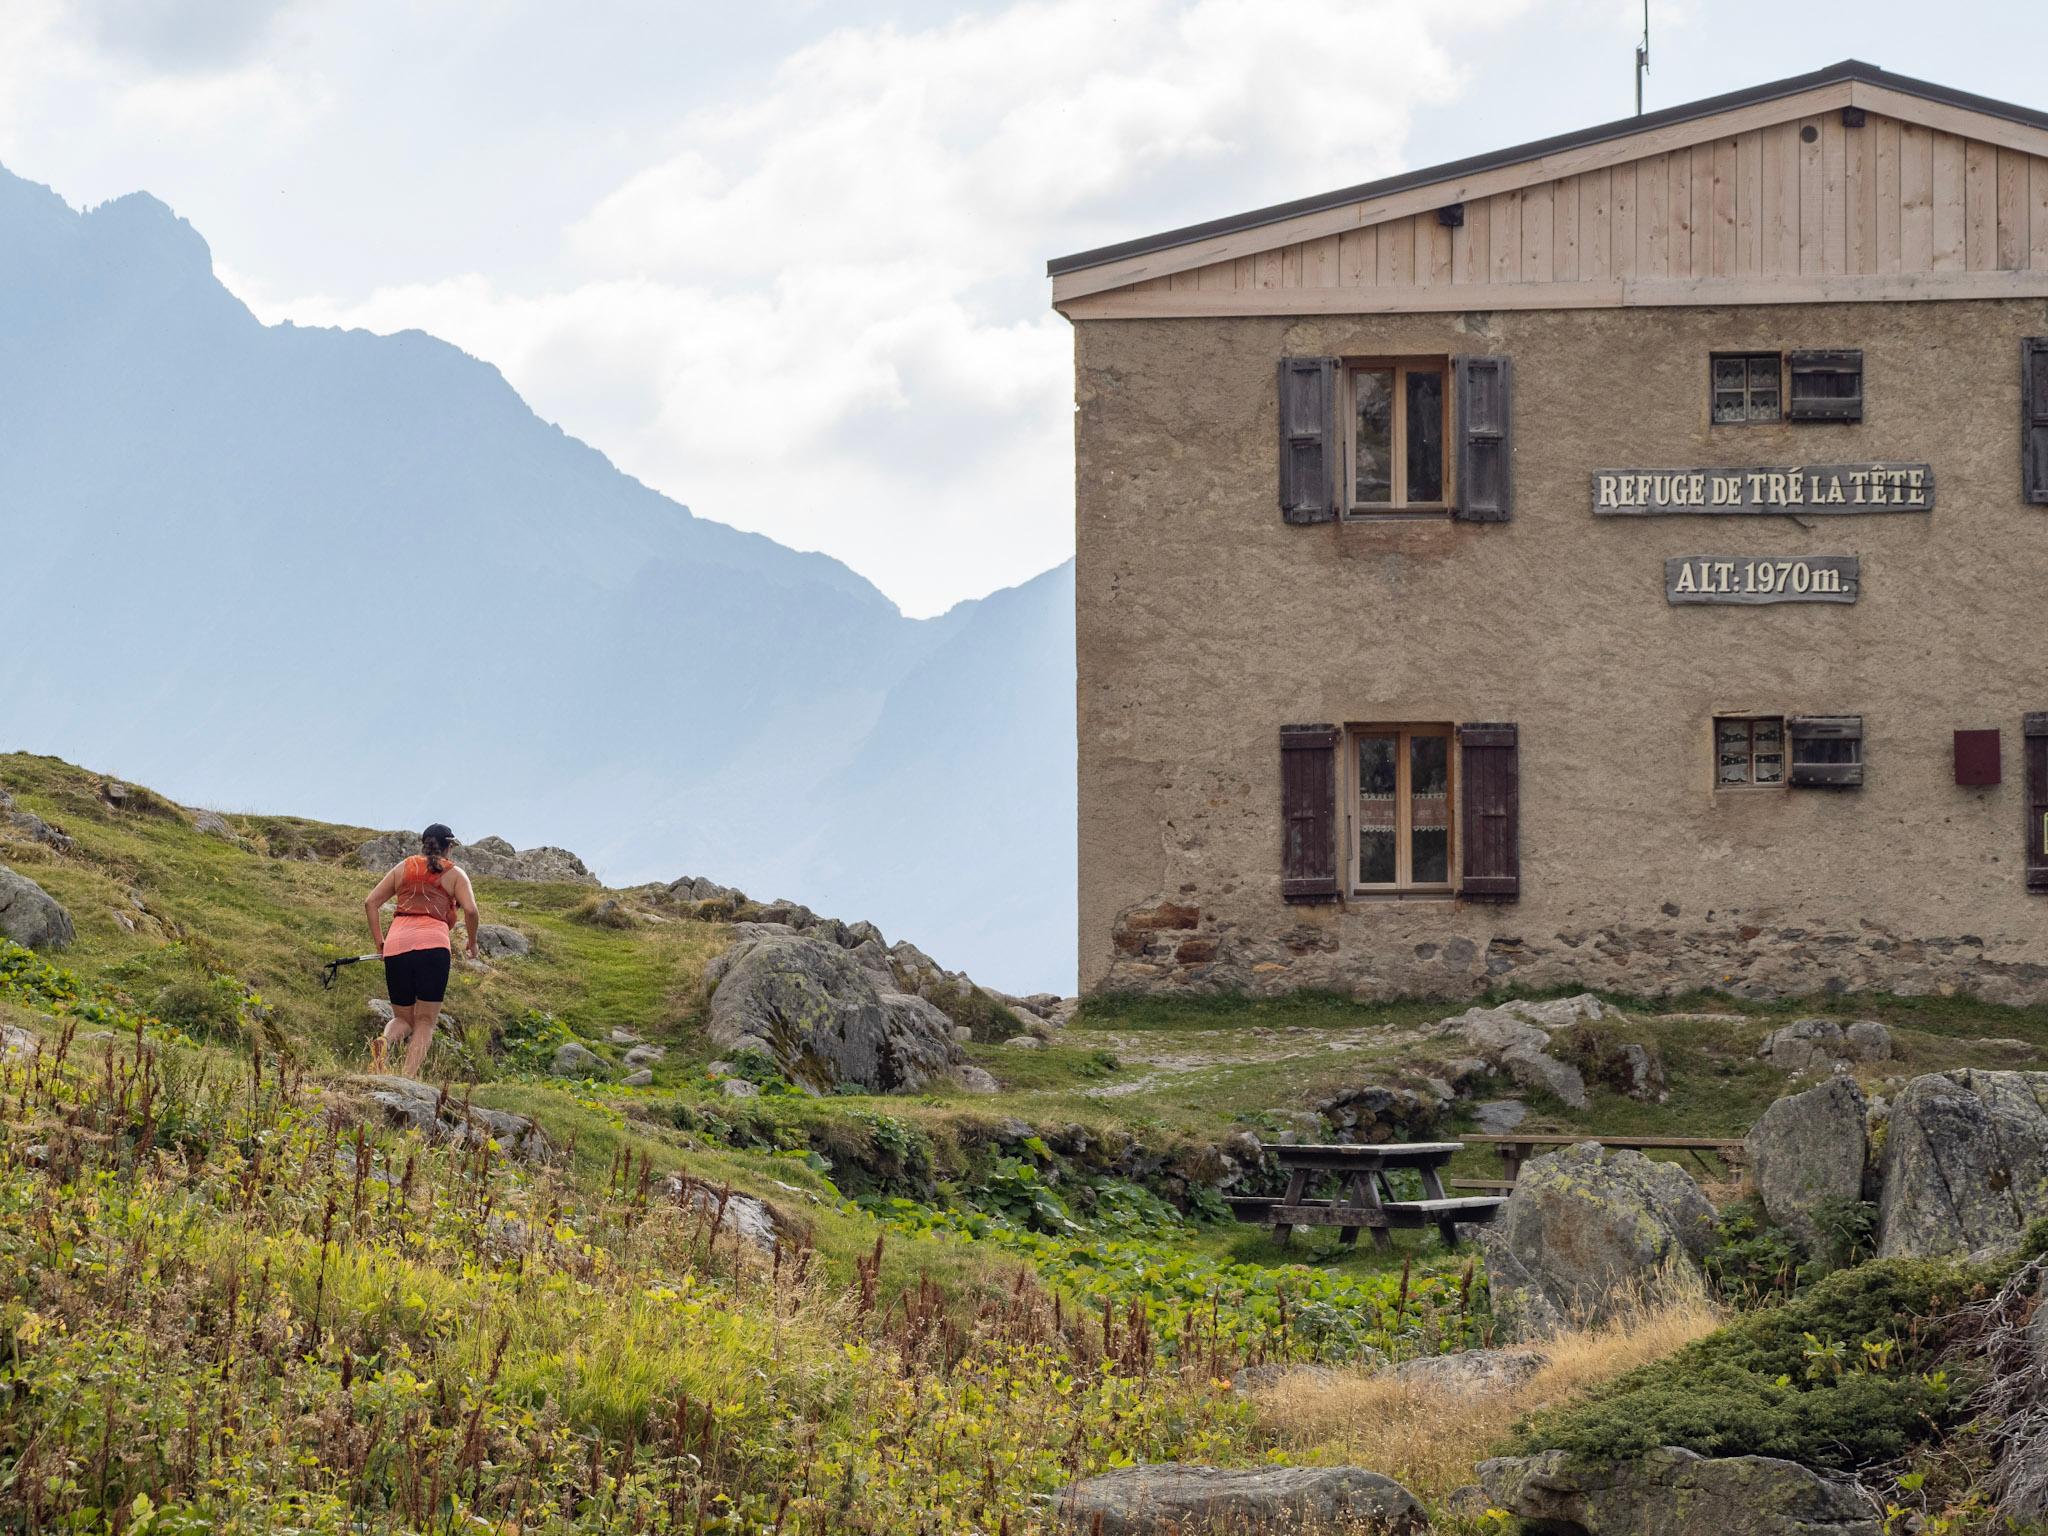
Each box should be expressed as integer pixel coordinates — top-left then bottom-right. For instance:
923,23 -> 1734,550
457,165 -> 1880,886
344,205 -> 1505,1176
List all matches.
0,162 -> 1075,991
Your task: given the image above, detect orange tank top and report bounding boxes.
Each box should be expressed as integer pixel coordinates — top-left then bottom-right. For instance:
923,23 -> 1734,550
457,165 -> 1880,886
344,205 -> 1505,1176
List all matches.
386,855 -> 456,955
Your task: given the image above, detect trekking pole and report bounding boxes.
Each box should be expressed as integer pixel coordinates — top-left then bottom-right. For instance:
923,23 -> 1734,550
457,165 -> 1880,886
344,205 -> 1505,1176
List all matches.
320,954 -> 381,990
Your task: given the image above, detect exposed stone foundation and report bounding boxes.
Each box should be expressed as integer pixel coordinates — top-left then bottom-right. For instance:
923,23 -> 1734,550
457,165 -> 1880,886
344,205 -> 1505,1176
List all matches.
1104,898 -> 2048,1006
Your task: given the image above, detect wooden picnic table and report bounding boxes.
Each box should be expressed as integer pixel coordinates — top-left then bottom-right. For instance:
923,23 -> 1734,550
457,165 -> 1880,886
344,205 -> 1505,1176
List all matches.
1460,1133 -> 1748,1183
1225,1141 -> 1506,1250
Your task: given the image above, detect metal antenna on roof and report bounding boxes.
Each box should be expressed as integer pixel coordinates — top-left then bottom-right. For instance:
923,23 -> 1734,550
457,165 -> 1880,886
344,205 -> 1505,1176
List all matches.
1634,0 -> 1650,116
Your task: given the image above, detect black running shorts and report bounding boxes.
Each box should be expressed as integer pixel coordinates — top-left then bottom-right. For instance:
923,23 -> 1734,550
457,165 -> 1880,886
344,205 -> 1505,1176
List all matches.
383,946 -> 452,1007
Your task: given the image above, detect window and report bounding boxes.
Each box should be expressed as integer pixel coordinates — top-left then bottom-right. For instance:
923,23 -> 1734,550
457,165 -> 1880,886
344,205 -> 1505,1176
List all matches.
1711,353 -> 1782,424
1347,360 -> 1448,513
1351,725 -> 1454,890
1716,716 -> 1786,788
1788,716 -> 1864,787
1787,350 -> 1864,422
1716,714 -> 1865,789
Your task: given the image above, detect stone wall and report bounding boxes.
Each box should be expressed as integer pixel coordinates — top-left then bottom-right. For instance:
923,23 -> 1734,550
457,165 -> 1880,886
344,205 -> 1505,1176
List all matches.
1075,299 -> 2048,1001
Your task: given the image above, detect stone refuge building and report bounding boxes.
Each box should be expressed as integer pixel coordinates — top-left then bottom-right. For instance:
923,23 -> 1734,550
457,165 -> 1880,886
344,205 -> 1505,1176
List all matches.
1052,61 -> 2048,1003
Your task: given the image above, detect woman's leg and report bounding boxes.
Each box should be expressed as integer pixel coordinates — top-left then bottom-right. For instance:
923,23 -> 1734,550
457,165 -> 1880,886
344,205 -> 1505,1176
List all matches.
404,999 -> 443,1078
382,1003 -> 415,1072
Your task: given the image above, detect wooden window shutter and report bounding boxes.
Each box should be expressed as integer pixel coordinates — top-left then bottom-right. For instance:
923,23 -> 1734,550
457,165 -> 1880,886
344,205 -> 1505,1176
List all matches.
2024,340 -> 2048,505
1277,358 -> 1340,524
1786,349 -> 1864,422
1280,724 -> 1339,901
1458,722 -> 1520,900
1452,356 -> 1512,522
2026,714 -> 2048,892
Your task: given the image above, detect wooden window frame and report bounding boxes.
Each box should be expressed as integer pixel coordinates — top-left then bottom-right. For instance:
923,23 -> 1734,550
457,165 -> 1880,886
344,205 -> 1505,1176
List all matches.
1714,714 -> 1788,791
1342,358 -> 1452,518
1710,351 -> 1783,426
1346,722 -> 1457,894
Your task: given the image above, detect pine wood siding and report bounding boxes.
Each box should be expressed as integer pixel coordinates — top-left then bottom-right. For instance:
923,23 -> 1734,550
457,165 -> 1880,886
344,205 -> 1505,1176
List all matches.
1062,112 -> 2048,318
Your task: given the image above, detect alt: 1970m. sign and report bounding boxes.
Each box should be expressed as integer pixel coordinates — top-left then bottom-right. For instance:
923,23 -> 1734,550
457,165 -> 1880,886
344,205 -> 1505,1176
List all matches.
1666,556 -> 1861,605
1593,463 -> 1934,515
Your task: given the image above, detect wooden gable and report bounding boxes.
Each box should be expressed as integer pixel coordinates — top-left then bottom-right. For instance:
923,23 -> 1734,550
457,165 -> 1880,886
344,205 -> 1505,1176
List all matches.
1055,74 -> 2048,318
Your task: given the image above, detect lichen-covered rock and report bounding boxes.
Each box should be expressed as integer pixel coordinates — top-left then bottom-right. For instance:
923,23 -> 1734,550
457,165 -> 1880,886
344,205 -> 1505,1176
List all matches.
1748,1076 -> 1869,1250
1758,1018 -> 1849,1076
0,866 -> 74,951
475,923 -> 531,958
1481,1142 -> 1717,1339
662,1174 -> 783,1251
1431,996 -> 1608,1110
705,930 -> 962,1093
1058,1464 -> 1427,1534
1478,1446 -> 1878,1535
354,1075 -> 550,1161
550,1040 -> 607,1077
1845,1020 -> 1894,1061
1877,1070 -> 2048,1259
1387,1347 -> 1547,1396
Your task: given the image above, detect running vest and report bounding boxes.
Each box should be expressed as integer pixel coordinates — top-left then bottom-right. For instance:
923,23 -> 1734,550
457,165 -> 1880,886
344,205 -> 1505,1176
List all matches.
392,855 -> 456,926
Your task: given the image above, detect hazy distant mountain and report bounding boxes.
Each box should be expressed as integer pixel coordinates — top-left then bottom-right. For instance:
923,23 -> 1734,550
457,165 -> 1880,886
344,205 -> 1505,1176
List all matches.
0,165 -> 1075,991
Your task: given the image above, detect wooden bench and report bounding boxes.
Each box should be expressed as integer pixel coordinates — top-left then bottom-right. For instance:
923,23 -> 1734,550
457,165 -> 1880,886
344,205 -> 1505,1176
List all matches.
1229,1141 -> 1506,1250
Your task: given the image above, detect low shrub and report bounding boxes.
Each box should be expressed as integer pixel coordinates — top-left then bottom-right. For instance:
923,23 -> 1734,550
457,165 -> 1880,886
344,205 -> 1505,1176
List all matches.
149,974 -> 246,1042
1516,1255 -> 2007,1470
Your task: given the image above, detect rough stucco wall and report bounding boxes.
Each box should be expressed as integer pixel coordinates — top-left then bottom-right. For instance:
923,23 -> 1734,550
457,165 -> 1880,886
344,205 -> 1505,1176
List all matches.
1074,300 -> 2048,1003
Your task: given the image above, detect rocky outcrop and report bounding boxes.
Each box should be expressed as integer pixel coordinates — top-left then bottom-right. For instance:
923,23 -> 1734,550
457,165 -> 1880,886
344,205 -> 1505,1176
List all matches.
705,928 -> 964,1094
1481,1142 -> 1717,1339
475,923 -> 531,958
0,790 -> 76,854
663,875 -> 1076,1043
1386,1347 -> 1547,1396
1748,1077 -> 1870,1251
0,866 -> 74,951
356,832 -> 597,885
1058,1465 -> 1427,1535
1877,1070 -> 2048,1259
1426,994 -> 1675,1112
354,1075 -> 550,1161
1479,1446 -> 1879,1536
1757,1018 -> 1895,1077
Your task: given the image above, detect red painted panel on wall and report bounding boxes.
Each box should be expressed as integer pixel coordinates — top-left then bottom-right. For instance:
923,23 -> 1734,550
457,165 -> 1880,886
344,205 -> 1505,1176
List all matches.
1955,729 -> 2002,786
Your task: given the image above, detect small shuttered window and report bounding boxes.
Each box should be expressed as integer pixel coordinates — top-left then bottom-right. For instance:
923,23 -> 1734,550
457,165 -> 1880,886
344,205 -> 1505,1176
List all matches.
1452,356 -> 1513,522
2024,340 -> 2048,505
1787,350 -> 1864,422
1280,724 -> 1339,901
2026,714 -> 2048,892
1787,716 -> 1864,787
1457,722 -> 1520,900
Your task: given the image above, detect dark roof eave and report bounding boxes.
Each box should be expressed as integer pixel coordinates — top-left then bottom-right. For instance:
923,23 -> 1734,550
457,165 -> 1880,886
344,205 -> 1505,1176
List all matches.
1046,59 -> 2048,281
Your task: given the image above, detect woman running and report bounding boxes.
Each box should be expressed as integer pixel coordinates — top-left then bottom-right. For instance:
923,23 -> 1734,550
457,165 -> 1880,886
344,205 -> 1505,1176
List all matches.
363,823 -> 479,1077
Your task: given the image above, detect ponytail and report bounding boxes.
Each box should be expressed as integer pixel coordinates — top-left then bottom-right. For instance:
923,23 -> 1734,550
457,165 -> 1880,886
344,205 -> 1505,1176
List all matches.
421,829 -> 452,875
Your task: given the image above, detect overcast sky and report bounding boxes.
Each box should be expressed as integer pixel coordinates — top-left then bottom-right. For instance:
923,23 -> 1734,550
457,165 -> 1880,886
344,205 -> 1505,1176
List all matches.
4,0 -> 2044,615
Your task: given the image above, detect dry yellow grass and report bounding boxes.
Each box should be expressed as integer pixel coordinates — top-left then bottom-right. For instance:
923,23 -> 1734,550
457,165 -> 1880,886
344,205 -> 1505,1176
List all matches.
1253,1280 -> 1725,1517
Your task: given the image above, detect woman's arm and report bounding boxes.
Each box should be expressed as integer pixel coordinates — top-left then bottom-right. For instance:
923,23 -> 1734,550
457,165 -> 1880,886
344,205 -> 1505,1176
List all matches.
452,870 -> 480,958
364,866 -> 401,953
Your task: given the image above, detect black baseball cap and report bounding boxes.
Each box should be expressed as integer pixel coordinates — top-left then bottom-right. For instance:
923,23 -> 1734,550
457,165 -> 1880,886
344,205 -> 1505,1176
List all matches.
422,823 -> 455,844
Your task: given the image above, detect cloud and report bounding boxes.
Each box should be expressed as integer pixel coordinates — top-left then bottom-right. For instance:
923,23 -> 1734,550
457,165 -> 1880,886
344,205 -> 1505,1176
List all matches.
228,0 -> 1534,615
81,0 -> 301,73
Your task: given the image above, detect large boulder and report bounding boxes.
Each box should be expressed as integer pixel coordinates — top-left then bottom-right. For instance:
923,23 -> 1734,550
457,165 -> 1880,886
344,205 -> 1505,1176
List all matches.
356,832 -> 597,885
1748,1077 -> 1870,1251
1058,1465 -> 1427,1535
1428,995 -> 1626,1111
1758,1019 -> 1849,1076
0,866 -> 74,951
1480,1447 -> 1878,1536
705,929 -> 963,1094
1481,1142 -> 1717,1339
1877,1070 -> 2048,1259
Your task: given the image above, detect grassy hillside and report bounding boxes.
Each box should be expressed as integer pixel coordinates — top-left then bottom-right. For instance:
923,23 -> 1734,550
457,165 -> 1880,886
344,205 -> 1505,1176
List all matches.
7,750 -> 2048,1532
